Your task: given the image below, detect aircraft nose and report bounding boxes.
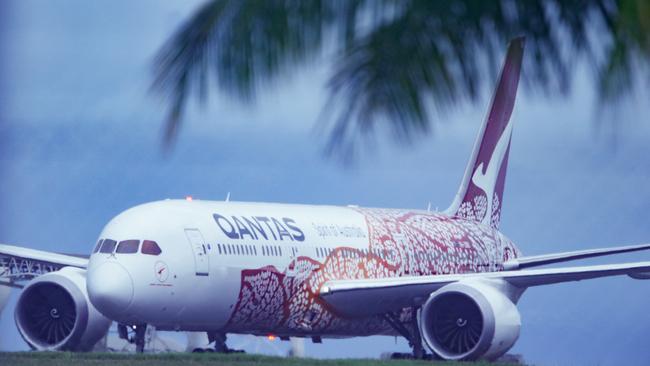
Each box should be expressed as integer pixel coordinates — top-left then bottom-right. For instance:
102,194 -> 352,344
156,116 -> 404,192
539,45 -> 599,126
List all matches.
87,261 -> 134,318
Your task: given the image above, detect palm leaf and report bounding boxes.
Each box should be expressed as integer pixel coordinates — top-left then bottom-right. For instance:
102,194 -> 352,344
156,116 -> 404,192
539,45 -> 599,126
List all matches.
152,0 -> 650,158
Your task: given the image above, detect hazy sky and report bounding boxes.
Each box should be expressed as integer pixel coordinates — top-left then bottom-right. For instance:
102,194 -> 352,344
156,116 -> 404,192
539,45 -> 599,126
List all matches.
1,1 -> 649,365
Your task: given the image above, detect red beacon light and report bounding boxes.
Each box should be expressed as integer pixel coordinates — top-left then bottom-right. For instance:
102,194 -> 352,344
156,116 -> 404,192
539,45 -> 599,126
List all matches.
267,334 -> 276,341
185,195 -> 193,201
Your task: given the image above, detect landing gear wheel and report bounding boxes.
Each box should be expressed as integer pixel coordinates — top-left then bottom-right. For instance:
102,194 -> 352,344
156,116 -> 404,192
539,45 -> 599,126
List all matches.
208,332 -> 228,353
207,332 -> 245,353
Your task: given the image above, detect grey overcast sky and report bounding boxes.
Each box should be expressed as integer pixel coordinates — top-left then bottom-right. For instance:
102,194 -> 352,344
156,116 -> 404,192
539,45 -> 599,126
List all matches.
1,1 -> 649,365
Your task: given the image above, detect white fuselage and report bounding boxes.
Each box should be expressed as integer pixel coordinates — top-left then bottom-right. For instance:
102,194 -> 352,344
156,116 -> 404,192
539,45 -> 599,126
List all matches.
86,199 -> 519,337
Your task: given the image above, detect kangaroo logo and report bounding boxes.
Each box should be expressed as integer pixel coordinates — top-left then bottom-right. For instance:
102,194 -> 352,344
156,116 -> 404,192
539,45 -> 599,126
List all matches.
471,120 -> 514,226
155,261 -> 169,283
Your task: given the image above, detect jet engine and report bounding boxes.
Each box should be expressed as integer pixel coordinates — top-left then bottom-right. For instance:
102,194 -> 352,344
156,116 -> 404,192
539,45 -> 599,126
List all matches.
419,280 -> 521,361
15,267 -> 111,351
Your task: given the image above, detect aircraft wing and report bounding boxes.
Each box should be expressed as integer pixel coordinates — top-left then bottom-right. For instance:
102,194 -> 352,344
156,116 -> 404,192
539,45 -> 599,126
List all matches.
0,243 -> 88,287
319,261 -> 650,317
503,242 -> 650,269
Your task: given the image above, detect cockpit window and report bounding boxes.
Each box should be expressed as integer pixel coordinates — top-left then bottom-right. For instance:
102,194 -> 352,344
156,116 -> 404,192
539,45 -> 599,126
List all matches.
93,239 -> 103,253
99,239 -> 117,253
141,240 -> 162,255
116,240 -> 140,254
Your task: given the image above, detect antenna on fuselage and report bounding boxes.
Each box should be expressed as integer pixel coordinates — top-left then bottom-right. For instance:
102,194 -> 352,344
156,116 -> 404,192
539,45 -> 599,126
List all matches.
427,202 -> 431,212
225,192 -> 231,202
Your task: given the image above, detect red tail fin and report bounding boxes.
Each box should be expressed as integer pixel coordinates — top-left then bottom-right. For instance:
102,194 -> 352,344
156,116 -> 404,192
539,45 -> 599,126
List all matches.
447,37 -> 524,229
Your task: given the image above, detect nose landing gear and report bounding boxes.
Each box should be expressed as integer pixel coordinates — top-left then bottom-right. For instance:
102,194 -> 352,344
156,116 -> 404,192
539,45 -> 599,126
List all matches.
117,323 -> 147,353
134,324 -> 147,353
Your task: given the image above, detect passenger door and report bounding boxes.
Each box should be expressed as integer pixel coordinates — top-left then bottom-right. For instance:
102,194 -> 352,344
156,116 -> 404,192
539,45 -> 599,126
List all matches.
184,228 -> 209,276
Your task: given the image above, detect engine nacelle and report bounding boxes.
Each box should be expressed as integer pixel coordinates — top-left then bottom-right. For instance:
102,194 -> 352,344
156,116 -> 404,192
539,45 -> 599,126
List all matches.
15,267 -> 111,351
419,280 -> 521,361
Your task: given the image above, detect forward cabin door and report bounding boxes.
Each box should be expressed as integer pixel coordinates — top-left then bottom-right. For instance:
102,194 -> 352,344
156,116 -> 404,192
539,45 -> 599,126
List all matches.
184,228 -> 209,276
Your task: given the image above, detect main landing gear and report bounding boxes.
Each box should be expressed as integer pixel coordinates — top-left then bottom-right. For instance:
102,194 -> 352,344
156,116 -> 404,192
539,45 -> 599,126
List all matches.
200,332 -> 245,354
382,307 -> 430,360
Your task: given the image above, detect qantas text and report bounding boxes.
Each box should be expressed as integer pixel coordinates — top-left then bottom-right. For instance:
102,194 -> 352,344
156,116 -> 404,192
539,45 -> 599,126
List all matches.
213,214 -> 305,242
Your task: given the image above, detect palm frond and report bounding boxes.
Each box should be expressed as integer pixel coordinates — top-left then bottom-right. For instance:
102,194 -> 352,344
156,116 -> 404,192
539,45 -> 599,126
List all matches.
151,0 -> 650,157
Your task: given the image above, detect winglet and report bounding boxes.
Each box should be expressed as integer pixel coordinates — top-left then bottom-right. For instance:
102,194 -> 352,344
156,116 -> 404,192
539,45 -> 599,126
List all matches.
446,37 -> 524,229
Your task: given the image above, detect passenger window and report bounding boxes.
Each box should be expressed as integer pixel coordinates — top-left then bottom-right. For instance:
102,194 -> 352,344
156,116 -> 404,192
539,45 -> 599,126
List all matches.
93,239 -> 103,253
116,240 -> 140,254
100,239 -> 117,253
141,240 -> 162,255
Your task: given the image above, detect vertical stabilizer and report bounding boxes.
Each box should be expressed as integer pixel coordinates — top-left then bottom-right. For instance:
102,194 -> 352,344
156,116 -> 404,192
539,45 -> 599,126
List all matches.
446,37 -> 524,229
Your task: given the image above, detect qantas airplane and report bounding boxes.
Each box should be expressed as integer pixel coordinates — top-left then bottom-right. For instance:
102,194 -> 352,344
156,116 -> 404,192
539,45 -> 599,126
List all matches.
1,37 -> 650,361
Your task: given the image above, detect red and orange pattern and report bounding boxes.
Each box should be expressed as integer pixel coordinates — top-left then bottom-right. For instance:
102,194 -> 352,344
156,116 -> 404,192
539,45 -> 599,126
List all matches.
225,208 -> 520,335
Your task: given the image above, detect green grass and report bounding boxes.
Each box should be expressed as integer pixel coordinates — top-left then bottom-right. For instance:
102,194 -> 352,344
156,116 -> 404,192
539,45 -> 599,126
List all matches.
0,352 -> 516,366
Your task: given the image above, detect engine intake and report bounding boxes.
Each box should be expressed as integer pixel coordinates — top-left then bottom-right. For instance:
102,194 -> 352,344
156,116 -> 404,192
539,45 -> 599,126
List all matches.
15,267 -> 111,351
420,280 -> 521,361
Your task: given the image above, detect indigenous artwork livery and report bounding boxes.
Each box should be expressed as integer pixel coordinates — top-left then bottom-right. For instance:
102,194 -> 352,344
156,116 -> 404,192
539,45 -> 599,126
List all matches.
2,38 -> 650,361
